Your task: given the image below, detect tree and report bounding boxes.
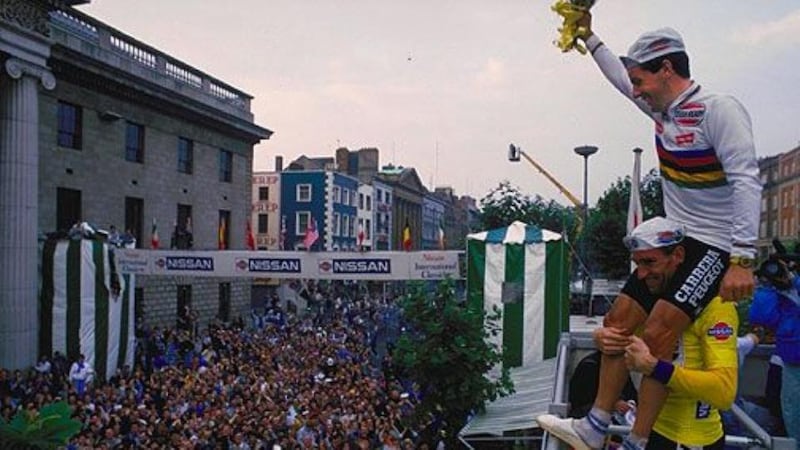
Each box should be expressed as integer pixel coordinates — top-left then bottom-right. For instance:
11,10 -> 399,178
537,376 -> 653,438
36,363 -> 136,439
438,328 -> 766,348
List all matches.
584,169 -> 663,278
394,279 -> 514,447
479,181 -> 579,243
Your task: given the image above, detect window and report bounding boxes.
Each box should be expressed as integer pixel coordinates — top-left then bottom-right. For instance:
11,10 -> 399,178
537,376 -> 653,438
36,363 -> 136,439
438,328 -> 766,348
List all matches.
349,215 -> 355,237
296,211 -> 311,235
219,149 -> 233,182
125,197 -> 144,247
56,187 -> 81,232
366,195 -> 372,211
258,186 -> 269,201
333,213 -> 340,236
125,121 -> 144,163
297,184 -> 311,202
218,283 -> 231,322
177,204 -> 192,232
176,285 -> 192,330
365,219 -> 371,238
57,101 -> 82,149
359,193 -> 364,209
385,192 -> 391,204
376,189 -> 383,203
342,189 -> 350,206
177,137 -> 193,174
332,186 -> 340,204
173,204 -> 193,249
343,215 -> 350,237
218,210 -> 230,249
258,214 -> 268,234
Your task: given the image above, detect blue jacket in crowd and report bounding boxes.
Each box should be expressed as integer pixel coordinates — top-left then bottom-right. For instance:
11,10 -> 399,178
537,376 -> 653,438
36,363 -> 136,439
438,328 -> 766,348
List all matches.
750,279 -> 800,365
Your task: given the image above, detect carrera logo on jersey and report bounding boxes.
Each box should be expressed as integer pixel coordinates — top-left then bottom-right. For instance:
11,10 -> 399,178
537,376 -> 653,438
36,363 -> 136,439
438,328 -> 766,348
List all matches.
675,132 -> 695,146
674,102 -> 706,127
707,322 -> 734,341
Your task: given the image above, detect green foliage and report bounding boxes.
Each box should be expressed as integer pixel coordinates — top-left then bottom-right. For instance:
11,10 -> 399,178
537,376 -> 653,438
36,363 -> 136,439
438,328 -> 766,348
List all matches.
394,279 -> 515,447
584,169 -> 663,278
0,401 -> 82,450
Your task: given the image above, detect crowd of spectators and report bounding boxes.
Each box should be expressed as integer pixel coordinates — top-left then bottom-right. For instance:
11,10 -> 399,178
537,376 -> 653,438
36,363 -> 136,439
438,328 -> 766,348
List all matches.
0,290 -> 445,449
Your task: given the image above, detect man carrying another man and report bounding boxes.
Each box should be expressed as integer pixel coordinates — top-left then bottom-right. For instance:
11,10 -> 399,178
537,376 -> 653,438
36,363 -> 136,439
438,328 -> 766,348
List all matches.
537,5 -> 761,449
543,217 -> 740,449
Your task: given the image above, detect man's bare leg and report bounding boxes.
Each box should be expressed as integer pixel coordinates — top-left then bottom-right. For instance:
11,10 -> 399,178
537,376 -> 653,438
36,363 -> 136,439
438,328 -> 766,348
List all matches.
626,300 -> 690,448
571,295 -> 648,448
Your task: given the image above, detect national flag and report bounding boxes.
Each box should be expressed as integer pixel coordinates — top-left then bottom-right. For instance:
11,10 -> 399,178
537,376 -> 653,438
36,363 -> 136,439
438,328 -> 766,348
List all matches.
279,215 -> 287,250
402,220 -> 412,251
303,216 -> 319,250
627,148 -> 644,235
467,221 -> 568,367
246,220 -> 255,251
218,217 -> 227,250
358,223 -> 365,251
438,221 -> 446,250
150,218 -> 159,249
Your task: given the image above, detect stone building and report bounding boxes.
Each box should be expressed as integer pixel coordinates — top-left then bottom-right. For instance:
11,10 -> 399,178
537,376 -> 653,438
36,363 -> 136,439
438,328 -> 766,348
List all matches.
0,1 -> 270,368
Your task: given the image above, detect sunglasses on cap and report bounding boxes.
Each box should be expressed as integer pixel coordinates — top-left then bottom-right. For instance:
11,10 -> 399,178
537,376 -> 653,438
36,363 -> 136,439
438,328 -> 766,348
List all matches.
622,229 -> 684,251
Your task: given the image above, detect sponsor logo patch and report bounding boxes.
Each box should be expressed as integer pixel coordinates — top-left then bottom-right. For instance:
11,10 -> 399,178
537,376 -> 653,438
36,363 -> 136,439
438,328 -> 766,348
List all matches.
674,102 -> 706,127
675,132 -> 695,146
707,322 -> 734,341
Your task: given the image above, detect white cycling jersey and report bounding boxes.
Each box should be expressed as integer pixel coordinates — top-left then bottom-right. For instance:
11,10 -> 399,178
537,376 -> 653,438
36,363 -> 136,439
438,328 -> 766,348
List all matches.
586,34 -> 761,258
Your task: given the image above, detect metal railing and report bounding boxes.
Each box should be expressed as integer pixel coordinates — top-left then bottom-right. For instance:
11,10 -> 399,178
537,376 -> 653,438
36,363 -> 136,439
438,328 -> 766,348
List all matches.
49,8 -> 252,115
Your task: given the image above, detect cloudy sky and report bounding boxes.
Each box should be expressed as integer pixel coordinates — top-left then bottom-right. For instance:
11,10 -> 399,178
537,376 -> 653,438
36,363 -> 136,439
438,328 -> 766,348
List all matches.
81,1 -> 800,206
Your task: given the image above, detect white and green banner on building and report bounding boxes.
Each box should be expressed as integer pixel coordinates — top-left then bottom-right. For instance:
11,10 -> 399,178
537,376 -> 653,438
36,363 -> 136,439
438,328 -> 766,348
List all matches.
467,221 -> 568,367
40,239 -> 136,381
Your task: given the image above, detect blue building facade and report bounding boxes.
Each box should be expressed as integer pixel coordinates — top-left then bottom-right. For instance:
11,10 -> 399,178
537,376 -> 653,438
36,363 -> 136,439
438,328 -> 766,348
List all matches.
280,171 -> 326,250
328,172 -> 359,251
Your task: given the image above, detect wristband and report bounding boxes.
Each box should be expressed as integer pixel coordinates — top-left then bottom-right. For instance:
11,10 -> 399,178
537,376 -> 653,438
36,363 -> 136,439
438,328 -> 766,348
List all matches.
651,360 -> 674,385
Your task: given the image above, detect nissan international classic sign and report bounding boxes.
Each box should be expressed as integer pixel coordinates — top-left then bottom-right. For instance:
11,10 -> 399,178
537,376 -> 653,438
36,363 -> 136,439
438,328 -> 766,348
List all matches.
117,250 -> 463,280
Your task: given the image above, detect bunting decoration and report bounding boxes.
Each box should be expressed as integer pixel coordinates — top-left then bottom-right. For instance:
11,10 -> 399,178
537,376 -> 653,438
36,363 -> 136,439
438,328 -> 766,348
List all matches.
402,220 -> 412,251
303,216 -> 319,250
150,218 -> 159,249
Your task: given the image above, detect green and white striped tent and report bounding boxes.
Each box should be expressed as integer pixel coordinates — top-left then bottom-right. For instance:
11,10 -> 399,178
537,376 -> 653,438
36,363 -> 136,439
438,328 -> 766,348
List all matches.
39,238 -> 136,381
467,221 -> 568,367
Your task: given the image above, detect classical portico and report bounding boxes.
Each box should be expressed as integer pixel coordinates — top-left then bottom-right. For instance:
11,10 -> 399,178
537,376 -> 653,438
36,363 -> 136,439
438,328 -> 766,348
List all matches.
0,0 -> 80,369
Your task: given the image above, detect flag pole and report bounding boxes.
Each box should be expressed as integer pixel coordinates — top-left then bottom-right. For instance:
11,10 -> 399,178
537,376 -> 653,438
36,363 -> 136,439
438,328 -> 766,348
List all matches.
627,148 -> 644,272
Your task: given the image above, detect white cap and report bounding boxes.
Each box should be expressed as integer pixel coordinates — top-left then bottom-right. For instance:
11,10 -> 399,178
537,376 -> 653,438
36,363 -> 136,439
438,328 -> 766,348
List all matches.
621,27 -> 686,69
623,217 -> 685,251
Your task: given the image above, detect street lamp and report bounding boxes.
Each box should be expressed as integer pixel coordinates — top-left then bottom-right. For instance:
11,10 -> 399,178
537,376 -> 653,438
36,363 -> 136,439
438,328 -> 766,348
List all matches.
574,145 -> 598,316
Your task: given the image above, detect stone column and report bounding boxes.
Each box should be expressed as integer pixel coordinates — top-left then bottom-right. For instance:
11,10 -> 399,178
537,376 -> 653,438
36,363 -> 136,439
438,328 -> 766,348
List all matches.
0,57 -> 55,369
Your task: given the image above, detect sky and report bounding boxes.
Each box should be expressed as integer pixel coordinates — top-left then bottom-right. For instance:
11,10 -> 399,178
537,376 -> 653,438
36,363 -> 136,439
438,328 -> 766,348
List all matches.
80,1 -> 800,206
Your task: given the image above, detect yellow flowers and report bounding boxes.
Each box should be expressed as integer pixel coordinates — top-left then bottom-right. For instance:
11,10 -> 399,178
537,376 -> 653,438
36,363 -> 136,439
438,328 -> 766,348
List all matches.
551,0 -> 593,54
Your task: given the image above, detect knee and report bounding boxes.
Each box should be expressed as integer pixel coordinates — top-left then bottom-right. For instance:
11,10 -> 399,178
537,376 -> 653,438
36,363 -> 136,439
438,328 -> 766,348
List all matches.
642,322 -> 680,359
603,311 -> 634,335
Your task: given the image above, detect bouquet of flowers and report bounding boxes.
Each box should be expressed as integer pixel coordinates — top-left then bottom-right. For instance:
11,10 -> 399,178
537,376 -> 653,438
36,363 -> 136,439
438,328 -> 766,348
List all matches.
551,0 -> 596,54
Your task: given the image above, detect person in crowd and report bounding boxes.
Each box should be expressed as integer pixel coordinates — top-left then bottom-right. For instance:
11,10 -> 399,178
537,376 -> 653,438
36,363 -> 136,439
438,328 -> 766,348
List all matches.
749,256 -> 800,442
68,354 -> 93,397
537,3 -> 761,446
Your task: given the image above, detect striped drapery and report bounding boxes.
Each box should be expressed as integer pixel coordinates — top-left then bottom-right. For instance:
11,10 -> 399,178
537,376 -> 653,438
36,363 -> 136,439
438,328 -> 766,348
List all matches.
40,239 -> 135,381
467,221 -> 568,367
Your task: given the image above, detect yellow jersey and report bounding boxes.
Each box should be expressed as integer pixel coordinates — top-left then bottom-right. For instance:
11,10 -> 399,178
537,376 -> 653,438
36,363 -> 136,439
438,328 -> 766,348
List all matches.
652,296 -> 739,447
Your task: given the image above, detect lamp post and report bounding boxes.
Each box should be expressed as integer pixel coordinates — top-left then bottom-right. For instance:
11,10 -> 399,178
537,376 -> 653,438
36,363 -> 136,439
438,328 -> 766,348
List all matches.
574,145 -> 598,316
